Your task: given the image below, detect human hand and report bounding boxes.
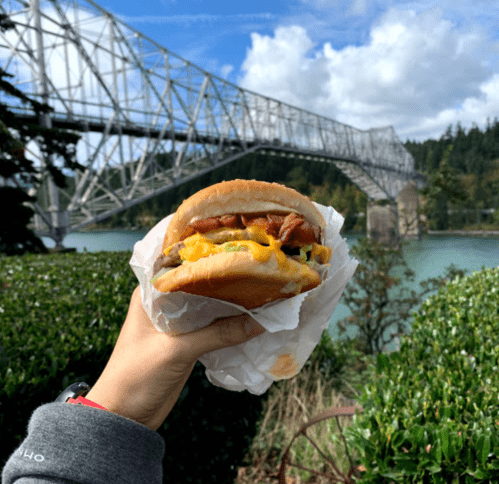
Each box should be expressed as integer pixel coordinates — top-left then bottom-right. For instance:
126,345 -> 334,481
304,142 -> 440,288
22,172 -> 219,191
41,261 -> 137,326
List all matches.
85,286 -> 266,431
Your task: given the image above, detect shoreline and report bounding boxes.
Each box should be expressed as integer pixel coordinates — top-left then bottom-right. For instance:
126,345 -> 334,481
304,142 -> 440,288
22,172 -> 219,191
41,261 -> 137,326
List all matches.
78,227 -> 148,233
77,227 -> 499,237
427,230 -> 499,237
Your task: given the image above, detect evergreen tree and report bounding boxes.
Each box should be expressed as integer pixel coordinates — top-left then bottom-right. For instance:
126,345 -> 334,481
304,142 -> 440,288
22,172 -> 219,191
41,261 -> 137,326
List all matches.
0,13 -> 82,255
420,145 -> 468,230
338,236 -> 467,355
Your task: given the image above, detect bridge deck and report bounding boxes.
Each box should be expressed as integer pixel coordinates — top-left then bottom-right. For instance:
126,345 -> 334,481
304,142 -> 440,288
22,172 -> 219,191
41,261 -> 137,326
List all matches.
0,0 -> 422,244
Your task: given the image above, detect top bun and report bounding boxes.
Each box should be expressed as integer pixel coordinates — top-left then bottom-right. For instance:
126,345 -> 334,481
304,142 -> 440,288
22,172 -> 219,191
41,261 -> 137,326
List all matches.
163,179 -> 325,250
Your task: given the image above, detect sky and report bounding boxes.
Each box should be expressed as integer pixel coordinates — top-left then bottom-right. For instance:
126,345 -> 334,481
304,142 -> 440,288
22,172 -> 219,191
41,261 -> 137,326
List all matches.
87,0 -> 499,143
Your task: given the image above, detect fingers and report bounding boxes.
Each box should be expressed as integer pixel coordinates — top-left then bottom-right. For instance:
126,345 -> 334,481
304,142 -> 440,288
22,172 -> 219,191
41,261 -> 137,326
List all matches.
183,313 -> 266,360
128,286 -> 266,358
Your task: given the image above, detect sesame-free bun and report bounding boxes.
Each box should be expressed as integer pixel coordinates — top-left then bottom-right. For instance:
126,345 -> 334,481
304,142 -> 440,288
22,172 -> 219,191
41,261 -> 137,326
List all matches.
153,251 -> 321,309
163,179 -> 326,250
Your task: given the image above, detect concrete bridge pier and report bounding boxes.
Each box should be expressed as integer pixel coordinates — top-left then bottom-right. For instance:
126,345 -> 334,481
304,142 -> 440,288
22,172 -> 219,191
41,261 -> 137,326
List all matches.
33,208 -> 73,252
367,181 -> 421,246
367,202 -> 398,246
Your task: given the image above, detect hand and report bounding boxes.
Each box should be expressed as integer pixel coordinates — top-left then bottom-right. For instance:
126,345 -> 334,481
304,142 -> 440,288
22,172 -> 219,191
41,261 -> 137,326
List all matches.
86,286 -> 266,431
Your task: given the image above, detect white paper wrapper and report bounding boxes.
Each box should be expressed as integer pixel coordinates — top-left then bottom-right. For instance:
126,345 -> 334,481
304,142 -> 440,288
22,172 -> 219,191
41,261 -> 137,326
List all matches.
129,203 -> 358,395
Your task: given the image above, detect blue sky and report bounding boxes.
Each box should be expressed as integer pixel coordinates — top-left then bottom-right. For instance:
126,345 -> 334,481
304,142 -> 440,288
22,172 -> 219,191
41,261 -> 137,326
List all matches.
94,0 -> 499,142
6,0 -> 499,142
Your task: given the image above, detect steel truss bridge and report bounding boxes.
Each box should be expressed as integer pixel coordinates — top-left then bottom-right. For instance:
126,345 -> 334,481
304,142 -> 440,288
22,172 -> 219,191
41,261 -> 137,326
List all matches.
0,0 -> 423,246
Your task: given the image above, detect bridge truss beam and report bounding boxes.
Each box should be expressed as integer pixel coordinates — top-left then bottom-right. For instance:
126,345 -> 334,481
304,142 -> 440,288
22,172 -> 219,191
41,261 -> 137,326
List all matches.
0,0 -> 422,245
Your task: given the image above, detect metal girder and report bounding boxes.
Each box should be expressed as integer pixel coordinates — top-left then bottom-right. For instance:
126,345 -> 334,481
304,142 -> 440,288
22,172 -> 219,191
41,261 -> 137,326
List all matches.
0,0 -> 422,245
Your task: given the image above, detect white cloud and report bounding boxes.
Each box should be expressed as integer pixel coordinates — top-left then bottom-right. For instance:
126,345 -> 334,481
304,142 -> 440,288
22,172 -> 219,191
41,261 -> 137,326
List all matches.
221,64 -> 234,78
239,7 -> 498,140
410,74 -> 499,139
240,26 -> 329,106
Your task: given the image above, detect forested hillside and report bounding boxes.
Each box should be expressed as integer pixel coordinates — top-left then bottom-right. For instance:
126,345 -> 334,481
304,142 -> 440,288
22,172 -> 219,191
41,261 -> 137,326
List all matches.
405,119 -> 499,176
404,119 -> 499,230
85,151 -> 368,233
36,120 -> 499,233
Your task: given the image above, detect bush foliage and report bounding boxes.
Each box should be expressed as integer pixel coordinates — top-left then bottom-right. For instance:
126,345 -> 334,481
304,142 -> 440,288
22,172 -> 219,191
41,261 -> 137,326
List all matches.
339,237 -> 467,355
345,267 -> 499,483
0,251 -> 264,483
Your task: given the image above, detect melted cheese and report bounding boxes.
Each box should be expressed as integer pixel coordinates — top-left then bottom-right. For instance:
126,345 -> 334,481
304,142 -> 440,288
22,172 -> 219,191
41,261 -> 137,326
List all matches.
166,226 -> 332,269
311,243 -> 332,264
177,226 -> 288,266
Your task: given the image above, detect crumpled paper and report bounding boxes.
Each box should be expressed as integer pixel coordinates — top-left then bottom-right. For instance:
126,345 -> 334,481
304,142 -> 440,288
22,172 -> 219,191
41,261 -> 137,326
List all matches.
129,202 -> 358,395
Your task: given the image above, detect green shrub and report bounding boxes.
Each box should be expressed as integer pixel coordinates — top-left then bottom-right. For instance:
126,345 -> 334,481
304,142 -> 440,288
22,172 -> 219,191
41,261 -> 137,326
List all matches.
345,267 -> 499,483
0,251 -> 264,483
304,330 -> 376,401
0,252 -> 136,461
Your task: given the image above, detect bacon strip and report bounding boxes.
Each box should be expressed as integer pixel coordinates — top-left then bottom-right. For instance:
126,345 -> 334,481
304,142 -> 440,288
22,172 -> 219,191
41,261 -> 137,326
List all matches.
157,215 -> 322,273
220,214 -> 244,229
182,213 -> 320,246
188,217 -> 222,234
279,213 -> 305,245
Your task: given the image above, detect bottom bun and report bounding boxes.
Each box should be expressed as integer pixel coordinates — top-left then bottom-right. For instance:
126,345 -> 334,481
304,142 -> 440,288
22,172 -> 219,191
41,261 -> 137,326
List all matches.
153,251 -> 322,309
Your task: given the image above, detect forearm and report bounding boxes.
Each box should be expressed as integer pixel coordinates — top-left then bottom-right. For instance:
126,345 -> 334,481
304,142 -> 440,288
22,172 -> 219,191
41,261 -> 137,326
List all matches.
2,403 -> 164,484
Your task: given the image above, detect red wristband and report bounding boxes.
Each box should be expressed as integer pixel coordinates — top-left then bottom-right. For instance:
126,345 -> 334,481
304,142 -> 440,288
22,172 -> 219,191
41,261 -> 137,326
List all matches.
67,395 -> 107,410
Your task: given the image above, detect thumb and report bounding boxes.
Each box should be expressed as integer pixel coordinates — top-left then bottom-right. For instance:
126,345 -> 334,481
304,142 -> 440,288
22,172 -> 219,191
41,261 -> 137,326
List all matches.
185,313 -> 266,359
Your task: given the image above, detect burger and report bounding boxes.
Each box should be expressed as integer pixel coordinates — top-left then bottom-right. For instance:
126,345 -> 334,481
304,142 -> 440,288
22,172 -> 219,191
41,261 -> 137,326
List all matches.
152,179 -> 332,309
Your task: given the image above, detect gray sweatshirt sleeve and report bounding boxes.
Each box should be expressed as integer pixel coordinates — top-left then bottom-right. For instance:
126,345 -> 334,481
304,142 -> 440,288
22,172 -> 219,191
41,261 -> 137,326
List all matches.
2,402 -> 165,484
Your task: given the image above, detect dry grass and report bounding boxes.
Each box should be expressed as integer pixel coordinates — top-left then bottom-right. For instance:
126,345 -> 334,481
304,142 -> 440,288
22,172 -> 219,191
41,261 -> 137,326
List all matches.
235,361 -> 362,484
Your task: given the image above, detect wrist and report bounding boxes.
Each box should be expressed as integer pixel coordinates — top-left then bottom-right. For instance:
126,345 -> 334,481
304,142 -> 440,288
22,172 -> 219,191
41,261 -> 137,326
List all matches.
85,388 -> 117,413
85,387 -> 145,426
55,382 -> 107,411
67,394 -> 107,410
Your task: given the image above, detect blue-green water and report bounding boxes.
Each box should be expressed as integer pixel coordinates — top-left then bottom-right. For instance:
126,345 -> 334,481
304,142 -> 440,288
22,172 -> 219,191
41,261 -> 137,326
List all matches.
42,231 -> 499,351
328,234 -> 499,351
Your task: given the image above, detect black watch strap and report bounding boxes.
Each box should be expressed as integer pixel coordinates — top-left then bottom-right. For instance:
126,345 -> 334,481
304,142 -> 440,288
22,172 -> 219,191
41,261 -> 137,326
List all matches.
55,382 -> 91,402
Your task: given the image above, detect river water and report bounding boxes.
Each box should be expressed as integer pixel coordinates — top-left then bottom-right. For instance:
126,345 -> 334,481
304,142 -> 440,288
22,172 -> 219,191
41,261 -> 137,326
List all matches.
42,231 -> 499,351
